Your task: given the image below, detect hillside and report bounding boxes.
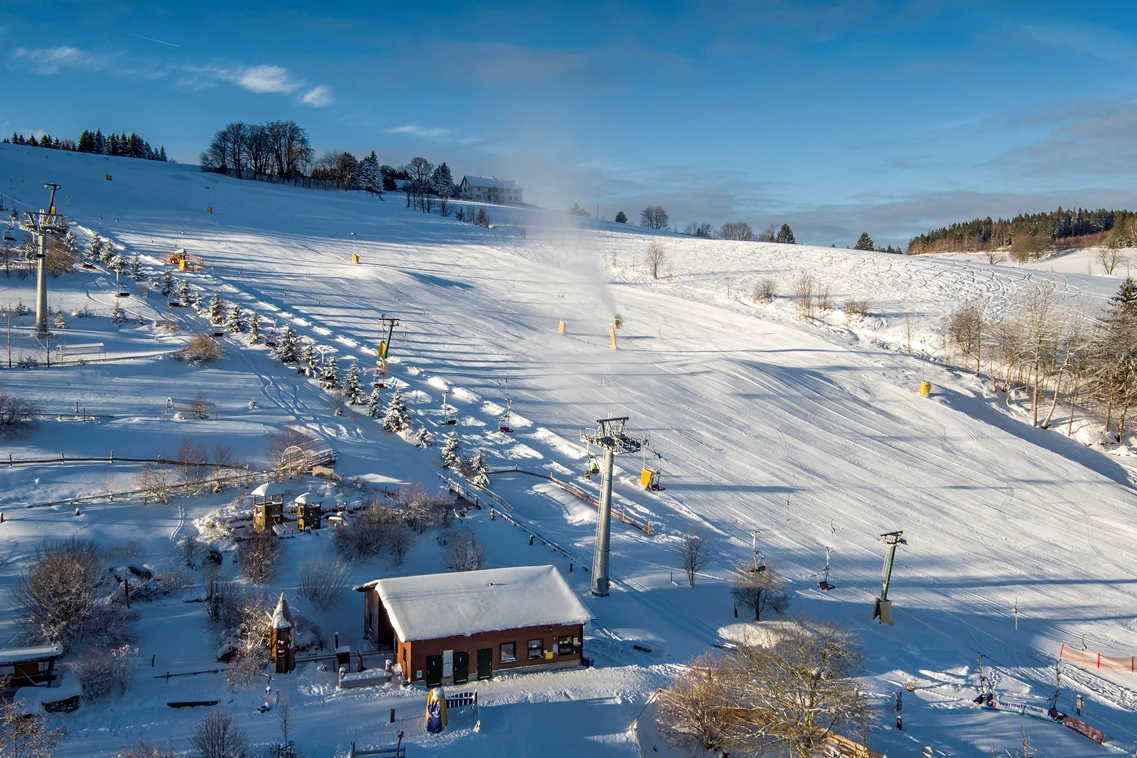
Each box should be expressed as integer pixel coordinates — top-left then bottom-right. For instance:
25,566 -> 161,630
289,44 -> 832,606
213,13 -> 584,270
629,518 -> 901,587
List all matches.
0,143 -> 1134,757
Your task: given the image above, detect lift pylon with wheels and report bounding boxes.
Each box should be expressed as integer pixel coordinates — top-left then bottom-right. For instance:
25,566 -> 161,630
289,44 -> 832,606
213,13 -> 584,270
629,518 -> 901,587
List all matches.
441,390 -> 457,426
817,523 -> 836,591
497,379 -> 513,433
749,530 -> 766,573
374,315 -> 399,388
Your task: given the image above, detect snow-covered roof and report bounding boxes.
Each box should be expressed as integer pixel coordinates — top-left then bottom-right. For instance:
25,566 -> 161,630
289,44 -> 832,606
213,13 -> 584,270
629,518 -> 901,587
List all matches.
295,492 -> 317,505
372,565 -> 591,642
0,644 -> 63,666
461,175 -> 521,190
251,483 -> 286,498
272,592 -> 293,630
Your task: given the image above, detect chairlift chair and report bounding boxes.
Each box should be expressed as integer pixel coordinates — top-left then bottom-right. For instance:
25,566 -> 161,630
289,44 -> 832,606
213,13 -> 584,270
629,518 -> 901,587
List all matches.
641,449 -> 665,491
499,403 -> 513,434
817,545 -> 835,591
748,549 -> 767,574
441,391 -> 457,426
2,226 -> 15,243
584,453 -> 600,479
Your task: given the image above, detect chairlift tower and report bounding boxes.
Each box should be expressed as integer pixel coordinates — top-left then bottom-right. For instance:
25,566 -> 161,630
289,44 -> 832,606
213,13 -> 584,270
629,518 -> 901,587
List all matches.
19,183 -> 65,338
581,417 -> 642,596
873,530 -> 907,623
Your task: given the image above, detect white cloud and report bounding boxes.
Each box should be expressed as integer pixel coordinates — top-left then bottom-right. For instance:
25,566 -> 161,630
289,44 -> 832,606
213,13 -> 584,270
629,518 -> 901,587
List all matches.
301,84 -> 334,107
11,46 -> 91,75
231,64 -> 298,94
389,124 -> 452,138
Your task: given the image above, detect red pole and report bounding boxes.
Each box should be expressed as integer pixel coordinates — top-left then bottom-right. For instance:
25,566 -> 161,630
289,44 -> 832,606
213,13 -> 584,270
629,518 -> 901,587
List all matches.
1097,653 -> 1101,668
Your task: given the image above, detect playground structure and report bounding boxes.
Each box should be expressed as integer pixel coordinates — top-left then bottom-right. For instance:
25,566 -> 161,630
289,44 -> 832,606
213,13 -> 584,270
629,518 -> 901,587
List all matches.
166,248 -> 205,272
279,426 -> 338,474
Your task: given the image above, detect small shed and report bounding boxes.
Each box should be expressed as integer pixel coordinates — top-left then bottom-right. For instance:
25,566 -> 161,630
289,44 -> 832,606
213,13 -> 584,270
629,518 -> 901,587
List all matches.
359,565 -> 591,686
270,592 -> 295,674
0,644 -> 63,688
294,492 -> 322,531
251,483 -> 286,532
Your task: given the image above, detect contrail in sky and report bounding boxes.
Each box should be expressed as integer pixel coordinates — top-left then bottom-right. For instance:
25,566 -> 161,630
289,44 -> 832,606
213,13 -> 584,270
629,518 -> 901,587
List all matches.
123,32 -> 179,48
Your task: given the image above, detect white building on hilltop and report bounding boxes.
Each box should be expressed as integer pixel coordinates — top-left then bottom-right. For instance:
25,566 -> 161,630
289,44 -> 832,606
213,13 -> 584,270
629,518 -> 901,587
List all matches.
458,176 -> 523,205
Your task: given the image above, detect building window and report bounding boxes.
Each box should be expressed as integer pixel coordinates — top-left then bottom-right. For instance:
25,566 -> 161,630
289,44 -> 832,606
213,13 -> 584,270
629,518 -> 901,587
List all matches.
528,639 -> 544,660
557,636 -> 574,655
500,643 -> 516,663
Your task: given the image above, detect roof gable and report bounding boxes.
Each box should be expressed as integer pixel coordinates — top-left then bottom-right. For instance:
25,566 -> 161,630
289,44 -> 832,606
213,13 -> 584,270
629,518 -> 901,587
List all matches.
373,565 -> 591,641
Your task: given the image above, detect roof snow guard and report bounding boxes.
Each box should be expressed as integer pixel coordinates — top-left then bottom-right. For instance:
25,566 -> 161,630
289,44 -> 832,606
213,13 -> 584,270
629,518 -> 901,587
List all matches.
372,565 -> 592,642
462,175 -> 521,189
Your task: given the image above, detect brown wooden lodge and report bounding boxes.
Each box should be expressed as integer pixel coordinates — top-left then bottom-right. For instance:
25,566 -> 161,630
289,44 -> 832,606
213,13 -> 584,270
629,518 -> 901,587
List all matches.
358,565 -> 592,687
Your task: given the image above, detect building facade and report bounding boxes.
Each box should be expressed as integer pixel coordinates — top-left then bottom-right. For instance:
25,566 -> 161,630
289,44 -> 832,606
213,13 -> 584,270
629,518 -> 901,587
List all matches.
458,176 -> 523,205
360,565 -> 590,686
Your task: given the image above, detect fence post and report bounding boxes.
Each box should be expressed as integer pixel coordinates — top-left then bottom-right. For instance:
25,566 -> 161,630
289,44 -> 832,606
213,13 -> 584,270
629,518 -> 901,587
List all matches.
348,741 -> 354,758
1097,653 -> 1101,668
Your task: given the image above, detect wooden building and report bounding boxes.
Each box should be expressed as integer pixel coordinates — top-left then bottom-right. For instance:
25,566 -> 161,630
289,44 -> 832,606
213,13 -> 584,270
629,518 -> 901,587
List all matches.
251,483 -> 286,532
270,592 -> 295,674
358,565 -> 591,686
0,644 -> 63,688
293,492 -> 322,531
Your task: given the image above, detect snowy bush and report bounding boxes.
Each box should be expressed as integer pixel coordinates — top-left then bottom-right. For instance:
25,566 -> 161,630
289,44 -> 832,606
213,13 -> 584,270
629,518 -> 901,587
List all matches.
395,483 -> 452,533
236,533 -> 281,585
329,506 -> 391,561
0,388 -> 41,437
844,298 -> 870,323
441,530 -> 486,572
297,558 -> 350,611
184,335 -> 222,363
753,277 -> 777,303
0,688 -> 68,756
177,532 -> 207,568
70,644 -> 136,701
135,464 -> 174,504
116,736 -> 178,758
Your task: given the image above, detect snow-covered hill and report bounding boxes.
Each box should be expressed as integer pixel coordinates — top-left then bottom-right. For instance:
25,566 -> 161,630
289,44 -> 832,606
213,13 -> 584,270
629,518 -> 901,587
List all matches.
0,143 -> 1134,757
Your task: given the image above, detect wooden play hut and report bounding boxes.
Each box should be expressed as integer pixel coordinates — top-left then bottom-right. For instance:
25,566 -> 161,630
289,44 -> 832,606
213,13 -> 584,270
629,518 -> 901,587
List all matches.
294,492 -> 322,531
251,483 -> 286,532
270,592 -> 295,675
0,644 -> 63,689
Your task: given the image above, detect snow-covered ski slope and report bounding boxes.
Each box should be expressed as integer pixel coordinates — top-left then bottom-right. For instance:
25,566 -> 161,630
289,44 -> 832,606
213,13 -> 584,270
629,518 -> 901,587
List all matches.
2,143 -> 1136,756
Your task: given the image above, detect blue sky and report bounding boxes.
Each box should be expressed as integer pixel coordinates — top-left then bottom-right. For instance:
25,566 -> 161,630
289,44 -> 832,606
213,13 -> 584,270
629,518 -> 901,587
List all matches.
3,0 -> 1137,246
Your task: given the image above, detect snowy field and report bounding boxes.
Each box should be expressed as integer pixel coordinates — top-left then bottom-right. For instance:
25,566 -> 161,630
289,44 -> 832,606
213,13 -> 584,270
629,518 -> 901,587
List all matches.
1,144 -> 1136,757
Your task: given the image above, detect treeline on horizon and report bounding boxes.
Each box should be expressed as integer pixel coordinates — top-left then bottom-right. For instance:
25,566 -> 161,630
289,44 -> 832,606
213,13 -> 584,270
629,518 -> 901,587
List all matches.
3,129 -> 168,162
908,207 -> 1137,254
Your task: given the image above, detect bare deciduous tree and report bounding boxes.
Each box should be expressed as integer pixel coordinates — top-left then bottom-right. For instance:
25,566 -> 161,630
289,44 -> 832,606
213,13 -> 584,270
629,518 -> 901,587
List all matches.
190,709 -> 250,758
387,523 -> 414,567
442,530 -> 487,571
640,205 -> 670,230
656,652 -> 738,752
190,390 -> 213,420
676,526 -> 711,587
815,283 -> 831,312
793,272 -> 815,320
297,558 -> 350,611
719,222 -> 754,241
984,248 -> 1005,265
70,644 -> 136,701
0,388 -> 41,437
236,533 -> 281,585
945,301 -> 986,374
1099,247 -> 1127,276
12,538 -> 105,649
136,463 -> 174,504
659,620 -> 873,758
647,241 -> 667,280
758,224 -> 777,242
277,697 -> 298,758
729,563 -> 789,621
0,678 -> 69,757
178,436 -> 209,491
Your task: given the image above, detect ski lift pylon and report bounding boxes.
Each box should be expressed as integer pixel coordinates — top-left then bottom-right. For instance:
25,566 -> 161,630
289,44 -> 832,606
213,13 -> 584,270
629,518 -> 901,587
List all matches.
749,530 -> 766,573
817,523 -> 835,590
497,379 -> 513,433
441,389 -> 457,426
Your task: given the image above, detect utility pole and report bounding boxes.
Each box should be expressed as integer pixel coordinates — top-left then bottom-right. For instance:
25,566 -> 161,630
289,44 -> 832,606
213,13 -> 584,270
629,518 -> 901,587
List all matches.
20,183 -> 64,339
580,417 -> 642,596
874,530 -> 906,624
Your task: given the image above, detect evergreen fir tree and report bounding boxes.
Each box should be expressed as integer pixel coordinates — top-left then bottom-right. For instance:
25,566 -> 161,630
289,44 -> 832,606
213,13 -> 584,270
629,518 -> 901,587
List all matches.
301,341 -> 318,377
225,304 -> 245,333
357,151 -> 381,195
100,239 -> 115,263
277,324 -> 299,362
383,387 -> 410,432
322,353 -> 340,389
413,427 -> 434,448
469,449 -> 489,486
175,278 -> 190,304
615,211 -> 628,223
367,386 -> 382,417
60,231 -> 78,257
53,309 -> 66,330
111,300 -> 126,326
344,361 -> 363,404
247,312 -> 261,344
1109,277 -> 1137,311
129,255 -> 143,280
160,269 -> 174,296
110,254 -> 126,274
456,207 -> 465,222
854,232 -> 875,251
209,294 -> 225,325
264,319 -> 278,346
776,224 -> 796,244
431,162 -> 455,198
475,207 -> 489,227
441,431 -> 461,469
88,233 -> 103,260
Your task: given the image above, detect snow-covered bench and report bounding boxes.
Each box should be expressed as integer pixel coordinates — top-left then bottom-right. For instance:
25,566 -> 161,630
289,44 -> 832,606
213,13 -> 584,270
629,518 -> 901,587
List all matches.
337,668 -> 393,690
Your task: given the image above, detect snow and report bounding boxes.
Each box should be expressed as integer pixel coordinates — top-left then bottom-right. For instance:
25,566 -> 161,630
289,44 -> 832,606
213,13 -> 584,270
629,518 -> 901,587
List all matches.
250,482 -> 285,498
0,143 -> 1132,756
372,565 -> 592,642
272,593 -> 293,631
460,176 -> 522,190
